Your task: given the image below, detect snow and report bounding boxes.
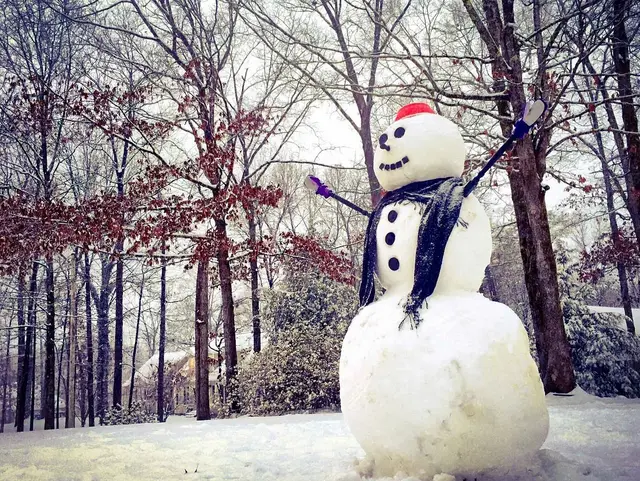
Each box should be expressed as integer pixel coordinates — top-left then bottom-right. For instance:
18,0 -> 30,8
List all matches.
347,105 -> 533,478
374,109 -> 466,192
0,393 -> 639,481
374,194 -> 491,297
586,306 -> 639,335
134,351 -> 191,381
340,292 -> 548,479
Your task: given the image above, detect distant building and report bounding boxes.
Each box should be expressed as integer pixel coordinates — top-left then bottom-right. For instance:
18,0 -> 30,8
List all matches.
124,331 -> 260,416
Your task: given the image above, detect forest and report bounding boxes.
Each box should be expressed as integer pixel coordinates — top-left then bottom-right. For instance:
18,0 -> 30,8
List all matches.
0,0 -> 639,434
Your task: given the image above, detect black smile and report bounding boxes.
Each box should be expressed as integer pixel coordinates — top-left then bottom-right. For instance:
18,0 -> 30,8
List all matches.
379,156 -> 410,171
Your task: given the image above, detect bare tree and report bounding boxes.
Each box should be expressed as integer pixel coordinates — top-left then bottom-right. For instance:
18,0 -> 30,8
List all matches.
0,0 -> 85,427
240,0 -> 414,206
611,0 -> 640,244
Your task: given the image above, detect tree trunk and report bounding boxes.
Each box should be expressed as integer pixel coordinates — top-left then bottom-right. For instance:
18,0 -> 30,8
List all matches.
360,121 -> 382,206
17,262 -> 39,432
113,133 -> 128,411
77,326 -> 86,427
248,211 -> 261,353
1,314 -> 12,433
94,257 -> 114,424
15,271 -> 25,428
113,254 -> 124,409
157,256 -> 167,422
56,294 -> 68,429
44,257 -> 56,430
463,0 -> 575,393
66,252 -> 78,427
129,272 -> 145,410
84,254 -> 95,427
482,265 -> 500,301
30,309 -> 37,431
215,219 -> 237,402
195,258 -> 210,421
611,0 -> 640,247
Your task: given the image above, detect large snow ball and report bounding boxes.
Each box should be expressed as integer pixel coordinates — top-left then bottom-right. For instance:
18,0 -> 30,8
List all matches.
339,293 -> 549,478
373,111 -> 466,192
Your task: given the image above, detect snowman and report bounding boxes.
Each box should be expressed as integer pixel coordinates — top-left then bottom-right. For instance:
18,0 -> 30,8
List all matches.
339,103 -> 549,479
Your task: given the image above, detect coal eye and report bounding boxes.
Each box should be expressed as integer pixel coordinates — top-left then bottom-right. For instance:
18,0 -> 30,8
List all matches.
394,127 -> 405,138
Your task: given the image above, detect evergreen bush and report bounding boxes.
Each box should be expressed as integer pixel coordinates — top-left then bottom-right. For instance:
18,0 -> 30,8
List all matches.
563,299 -> 640,398
234,271 -> 357,415
103,401 -> 158,425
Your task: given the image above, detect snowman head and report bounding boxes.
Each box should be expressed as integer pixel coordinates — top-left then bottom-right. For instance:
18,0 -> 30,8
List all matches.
374,103 -> 466,192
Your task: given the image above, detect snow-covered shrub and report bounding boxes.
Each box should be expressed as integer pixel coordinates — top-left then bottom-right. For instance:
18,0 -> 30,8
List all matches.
235,271 -> 357,416
103,401 -> 157,425
563,299 -> 640,397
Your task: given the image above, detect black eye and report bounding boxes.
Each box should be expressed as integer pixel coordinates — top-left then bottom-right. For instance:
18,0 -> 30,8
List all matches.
394,127 -> 405,138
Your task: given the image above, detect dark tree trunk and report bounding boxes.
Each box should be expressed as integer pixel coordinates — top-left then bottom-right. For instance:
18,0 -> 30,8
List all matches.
248,212 -> 261,353
482,265 -> 500,301
66,253 -> 78,428
509,165 -> 574,392
77,324 -> 86,427
44,257 -> 55,430
94,257 -> 114,424
14,271 -> 25,428
112,133 -> 128,411
128,273 -> 144,410
1,314 -> 12,433
96,288 -> 109,423
84,254 -> 95,427
40,333 -> 45,420
56,296 -> 68,429
360,121 -> 382,207
157,256 -> 167,422
113,254 -> 124,408
215,219 -> 237,402
17,262 -> 39,432
195,258 -> 210,421
29,320 -> 36,432
463,0 -> 575,393
611,0 -> 640,247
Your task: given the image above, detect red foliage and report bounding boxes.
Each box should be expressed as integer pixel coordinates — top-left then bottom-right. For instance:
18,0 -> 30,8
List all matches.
0,69 -> 354,288
280,233 -> 355,285
0,103 -> 283,274
579,229 -> 639,283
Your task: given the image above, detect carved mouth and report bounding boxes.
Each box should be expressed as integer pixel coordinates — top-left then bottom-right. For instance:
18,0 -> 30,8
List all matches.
379,156 -> 409,171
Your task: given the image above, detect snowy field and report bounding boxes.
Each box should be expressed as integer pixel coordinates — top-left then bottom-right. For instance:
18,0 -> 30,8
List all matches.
0,390 -> 639,481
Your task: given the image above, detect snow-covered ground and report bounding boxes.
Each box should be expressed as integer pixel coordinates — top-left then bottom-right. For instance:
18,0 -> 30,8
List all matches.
1,390 -> 638,481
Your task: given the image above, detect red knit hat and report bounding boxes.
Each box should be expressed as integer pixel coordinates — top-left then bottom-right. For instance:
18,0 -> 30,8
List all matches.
395,102 -> 435,121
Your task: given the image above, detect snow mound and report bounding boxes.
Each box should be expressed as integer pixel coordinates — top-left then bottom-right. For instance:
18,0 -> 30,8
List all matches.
340,292 -> 548,479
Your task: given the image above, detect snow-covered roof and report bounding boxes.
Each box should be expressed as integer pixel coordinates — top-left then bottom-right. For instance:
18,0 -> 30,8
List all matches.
587,306 -> 640,336
134,351 -> 191,381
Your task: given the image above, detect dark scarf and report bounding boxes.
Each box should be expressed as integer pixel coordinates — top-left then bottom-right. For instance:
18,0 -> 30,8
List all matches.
358,177 -> 465,326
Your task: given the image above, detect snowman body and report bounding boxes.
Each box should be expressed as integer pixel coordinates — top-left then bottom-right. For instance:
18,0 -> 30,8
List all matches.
375,195 -> 491,298
339,104 -> 548,478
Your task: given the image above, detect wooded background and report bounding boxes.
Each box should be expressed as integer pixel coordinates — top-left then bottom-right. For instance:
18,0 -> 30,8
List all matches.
0,0 -> 639,432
